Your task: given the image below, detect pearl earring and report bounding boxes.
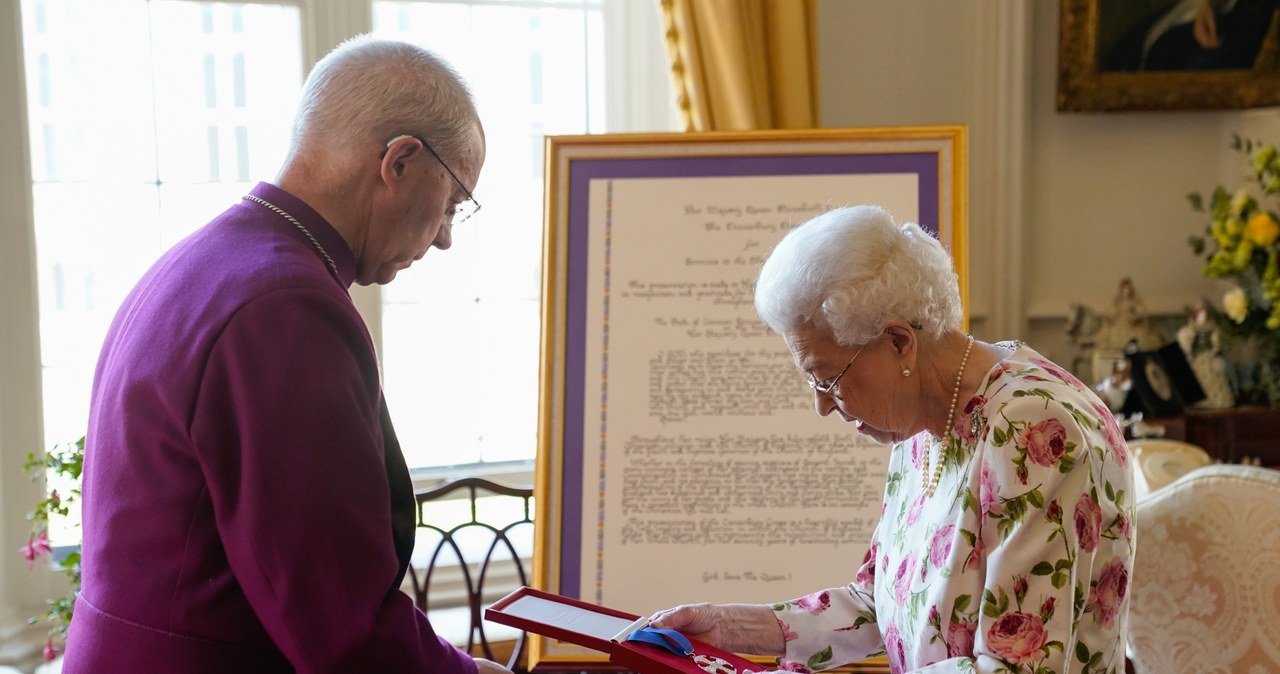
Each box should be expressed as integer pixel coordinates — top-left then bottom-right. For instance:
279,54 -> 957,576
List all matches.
902,368 -> 911,377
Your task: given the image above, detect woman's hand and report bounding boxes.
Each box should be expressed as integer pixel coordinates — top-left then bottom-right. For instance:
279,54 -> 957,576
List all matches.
648,603 -> 785,656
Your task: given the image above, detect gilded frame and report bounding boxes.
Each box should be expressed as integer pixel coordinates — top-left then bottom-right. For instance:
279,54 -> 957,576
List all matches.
1057,0 -> 1280,112
529,127 -> 968,673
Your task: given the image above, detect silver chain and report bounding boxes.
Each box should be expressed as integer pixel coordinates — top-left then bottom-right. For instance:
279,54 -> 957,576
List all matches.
241,194 -> 339,280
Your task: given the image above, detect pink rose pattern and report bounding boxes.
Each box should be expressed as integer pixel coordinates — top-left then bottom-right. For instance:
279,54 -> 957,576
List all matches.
1089,556 -> 1129,628
767,343 -> 1133,674
1074,493 -> 1102,553
945,619 -> 976,658
927,524 -> 955,570
854,544 -> 877,587
797,591 -> 831,614
1020,418 -> 1068,467
987,612 -> 1049,663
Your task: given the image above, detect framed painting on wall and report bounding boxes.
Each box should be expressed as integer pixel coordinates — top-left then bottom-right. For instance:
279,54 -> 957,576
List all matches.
1058,0 -> 1280,111
529,126 -> 968,672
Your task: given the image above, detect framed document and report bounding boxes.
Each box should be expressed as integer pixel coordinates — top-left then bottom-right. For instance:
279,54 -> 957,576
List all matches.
531,127 -> 968,671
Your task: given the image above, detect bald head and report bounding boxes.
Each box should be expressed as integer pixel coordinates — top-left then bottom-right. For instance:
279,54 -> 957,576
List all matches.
287,36 -> 483,174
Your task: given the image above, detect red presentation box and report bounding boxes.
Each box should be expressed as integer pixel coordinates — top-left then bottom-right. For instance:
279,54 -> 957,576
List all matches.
485,587 -> 767,674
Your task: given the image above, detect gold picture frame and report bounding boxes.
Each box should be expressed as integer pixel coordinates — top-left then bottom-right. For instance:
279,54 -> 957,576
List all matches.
1057,0 -> 1280,112
529,126 -> 968,673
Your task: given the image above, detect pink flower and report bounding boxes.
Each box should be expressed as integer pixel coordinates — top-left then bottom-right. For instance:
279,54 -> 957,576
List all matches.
1113,512 -> 1132,539
1075,494 -> 1102,553
884,624 -> 906,673
1045,499 -> 1062,524
1013,576 -> 1028,603
1089,557 -> 1129,628
893,556 -> 918,603
18,531 -> 52,568
906,493 -> 926,526
965,533 -> 985,572
955,395 -> 987,443
796,591 -> 830,614
1092,403 -> 1129,467
1031,357 -> 1085,389
980,465 -> 999,516
928,524 -> 955,569
987,362 -> 1014,385
910,435 -> 926,469
43,638 -> 57,662
777,660 -> 811,673
778,619 -> 798,642
945,620 -> 976,658
1020,418 -> 1068,467
855,544 -> 877,586
1040,596 -> 1056,621
986,611 -> 1048,664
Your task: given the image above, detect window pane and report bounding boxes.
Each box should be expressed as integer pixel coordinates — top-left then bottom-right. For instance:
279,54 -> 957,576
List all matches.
374,0 -> 605,470
21,0 -> 302,489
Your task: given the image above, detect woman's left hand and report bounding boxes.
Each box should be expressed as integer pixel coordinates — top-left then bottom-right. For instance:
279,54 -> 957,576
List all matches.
648,603 -> 784,656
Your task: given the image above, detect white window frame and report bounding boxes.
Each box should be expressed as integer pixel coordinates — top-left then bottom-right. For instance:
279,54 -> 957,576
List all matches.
0,0 -> 674,620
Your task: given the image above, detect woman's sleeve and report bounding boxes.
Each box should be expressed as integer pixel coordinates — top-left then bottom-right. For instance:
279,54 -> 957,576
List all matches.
770,524 -> 887,671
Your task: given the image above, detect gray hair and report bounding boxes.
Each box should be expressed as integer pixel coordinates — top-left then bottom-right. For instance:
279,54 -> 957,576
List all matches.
754,204 -> 962,345
290,35 -> 480,166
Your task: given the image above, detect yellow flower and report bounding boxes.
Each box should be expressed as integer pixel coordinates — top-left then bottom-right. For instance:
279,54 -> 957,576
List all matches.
1224,286 -> 1249,323
1245,211 -> 1280,247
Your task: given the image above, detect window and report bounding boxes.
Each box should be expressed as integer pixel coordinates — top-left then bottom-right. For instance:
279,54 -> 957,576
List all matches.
5,0 -> 675,547
19,0 -> 303,543
373,1 -> 614,472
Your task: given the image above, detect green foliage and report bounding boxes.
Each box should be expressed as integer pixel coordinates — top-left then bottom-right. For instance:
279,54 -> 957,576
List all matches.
21,436 -> 84,645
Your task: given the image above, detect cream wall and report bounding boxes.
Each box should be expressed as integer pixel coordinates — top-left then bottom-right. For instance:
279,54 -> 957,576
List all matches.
816,0 -> 1277,373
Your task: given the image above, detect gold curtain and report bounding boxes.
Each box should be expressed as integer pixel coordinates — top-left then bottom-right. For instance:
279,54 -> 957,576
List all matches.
659,0 -> 819,131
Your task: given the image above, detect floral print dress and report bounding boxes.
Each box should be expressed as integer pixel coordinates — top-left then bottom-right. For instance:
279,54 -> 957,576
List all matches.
771,342 -> 1135,674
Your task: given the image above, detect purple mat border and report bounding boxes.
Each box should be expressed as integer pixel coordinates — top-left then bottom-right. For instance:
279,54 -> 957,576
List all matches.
558,151 -> 940,597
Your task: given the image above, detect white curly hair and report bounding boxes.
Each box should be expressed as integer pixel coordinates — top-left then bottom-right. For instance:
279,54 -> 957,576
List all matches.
754,204 -> 963,345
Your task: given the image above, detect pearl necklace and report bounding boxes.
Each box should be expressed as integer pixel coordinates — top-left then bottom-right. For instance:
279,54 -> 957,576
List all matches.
921,333 -> 974,497
242,194 -> 339,280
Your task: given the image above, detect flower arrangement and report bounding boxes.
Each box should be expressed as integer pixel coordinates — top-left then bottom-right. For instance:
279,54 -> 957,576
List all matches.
1188,135 -> 1280,404
18,436 -> 84,661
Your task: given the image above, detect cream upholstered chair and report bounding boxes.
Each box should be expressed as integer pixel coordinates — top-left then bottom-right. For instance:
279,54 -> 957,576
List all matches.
1126,439 -> 1212,501
1127,464 -> 1280,674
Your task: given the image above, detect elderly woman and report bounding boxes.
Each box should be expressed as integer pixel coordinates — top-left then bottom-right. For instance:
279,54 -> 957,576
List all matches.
650,205 -> 1134,674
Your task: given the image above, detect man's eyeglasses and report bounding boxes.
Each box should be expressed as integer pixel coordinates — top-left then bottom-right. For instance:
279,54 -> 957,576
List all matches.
808,340 -> 871,397
386,134 -> 481,224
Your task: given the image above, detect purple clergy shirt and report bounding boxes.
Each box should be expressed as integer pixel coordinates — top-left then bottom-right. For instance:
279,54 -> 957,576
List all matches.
62,183 -> 478,674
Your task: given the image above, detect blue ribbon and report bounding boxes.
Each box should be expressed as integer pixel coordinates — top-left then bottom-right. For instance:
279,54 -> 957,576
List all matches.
625,626 -> 694,657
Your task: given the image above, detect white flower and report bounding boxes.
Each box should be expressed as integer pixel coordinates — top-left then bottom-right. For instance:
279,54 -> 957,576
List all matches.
1224,286 -> 1249,323
1230,188 -> 1252,215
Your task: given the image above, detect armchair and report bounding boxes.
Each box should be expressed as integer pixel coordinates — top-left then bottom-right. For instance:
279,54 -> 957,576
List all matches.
1127,464 -> 1280,673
